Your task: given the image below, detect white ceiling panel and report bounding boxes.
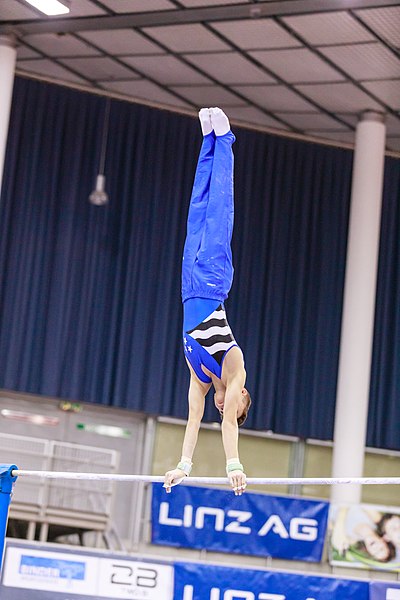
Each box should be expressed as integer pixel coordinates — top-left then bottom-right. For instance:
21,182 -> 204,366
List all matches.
295,82 -> 383,112
336,114 -> 359,127
183,52 -> 276,85
282,12 -> 375,46
103,79 -> 191,108
355,7 -> 400,48
121,55 -> 211,85
362,80 -> 400,110
17,45 -> 41,60
210,19 -> 302,50
18,59 -> 88,85
319,43 -> 400,81
60,56 -> 138,80
79,29 -> 162,55
250,48 -> 344,83
23,33 -> 100,57
0,1 -> 39,20
387,137 -> 400,152
385,115 -> 400,135
2,2 -> 400,149
180,0 -> 246,5
229,106 -> 288,130
169,85 -> 245,106
58,0 -> 107,17
337,113 -> 400,134
98,0 -> 177,12
308,130 -> 356,145
274,112 -> 349,131
142,23 -> 230,52
232,85 -> 316,112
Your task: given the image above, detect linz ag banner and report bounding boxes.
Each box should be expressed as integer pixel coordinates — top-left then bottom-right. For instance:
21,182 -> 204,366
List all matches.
151,483 -> 329,562
173,561 -> 370,600
0,541 -> 174,599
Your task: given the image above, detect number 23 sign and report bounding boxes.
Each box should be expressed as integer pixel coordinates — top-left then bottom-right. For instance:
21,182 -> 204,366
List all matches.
97,559 -> 174,599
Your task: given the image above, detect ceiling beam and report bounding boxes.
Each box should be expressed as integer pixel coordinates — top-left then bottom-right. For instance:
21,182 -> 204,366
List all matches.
1,0 -> 399,36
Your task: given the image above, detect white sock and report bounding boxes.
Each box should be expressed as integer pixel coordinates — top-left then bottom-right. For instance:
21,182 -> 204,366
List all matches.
210,107 -> 230,136
199,108 -> 212,136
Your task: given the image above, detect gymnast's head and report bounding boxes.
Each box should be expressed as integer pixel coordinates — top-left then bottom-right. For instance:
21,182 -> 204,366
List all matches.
215,388 -> 252,427
237,388 -> 252,426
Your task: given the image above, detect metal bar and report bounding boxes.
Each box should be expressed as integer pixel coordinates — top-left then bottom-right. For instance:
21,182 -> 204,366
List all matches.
11,470 -> 400,485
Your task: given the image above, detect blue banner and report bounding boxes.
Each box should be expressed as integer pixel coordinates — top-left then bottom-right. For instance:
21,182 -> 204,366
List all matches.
19,555 -> 86,580
174,561 -> 369,600
151,484 -> 329,562
370,581 -> 400,600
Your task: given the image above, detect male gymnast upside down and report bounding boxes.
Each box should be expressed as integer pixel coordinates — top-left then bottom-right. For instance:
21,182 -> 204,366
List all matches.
164,108 -> 251,496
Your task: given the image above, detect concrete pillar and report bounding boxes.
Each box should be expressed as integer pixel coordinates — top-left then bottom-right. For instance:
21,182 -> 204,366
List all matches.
0,35 -> 17,197
331,111 -> 386,504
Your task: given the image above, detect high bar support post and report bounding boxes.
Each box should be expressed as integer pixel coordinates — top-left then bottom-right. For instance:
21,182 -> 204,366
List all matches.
0,464 -> 18,575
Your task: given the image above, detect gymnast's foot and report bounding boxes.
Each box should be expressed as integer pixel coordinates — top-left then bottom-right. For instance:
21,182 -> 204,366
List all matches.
199,108 -> 212,136
210,107 -> 230,136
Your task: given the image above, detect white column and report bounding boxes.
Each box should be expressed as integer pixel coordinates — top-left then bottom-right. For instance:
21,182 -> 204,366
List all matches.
0,35 -> 17,197
331,111 -> 386,505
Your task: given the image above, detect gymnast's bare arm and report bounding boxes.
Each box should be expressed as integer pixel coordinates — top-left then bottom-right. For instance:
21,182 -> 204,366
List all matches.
164,370 -> 210,492
221,348 -> 247,494
164,356 -> 247,495
181,372 -> 209,459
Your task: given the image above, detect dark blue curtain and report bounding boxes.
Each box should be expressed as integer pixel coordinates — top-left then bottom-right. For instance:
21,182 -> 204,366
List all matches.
0,76 -> 398,448
230,131 -> 353,440
368,157 -> 400,450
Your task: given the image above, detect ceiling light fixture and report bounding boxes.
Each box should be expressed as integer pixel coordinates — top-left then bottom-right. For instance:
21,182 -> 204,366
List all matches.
89,98 -> 111,206
24,0 -> 70,16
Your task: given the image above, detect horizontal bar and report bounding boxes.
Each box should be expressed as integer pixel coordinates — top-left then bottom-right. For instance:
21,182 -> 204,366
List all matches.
11,471 -> 400,485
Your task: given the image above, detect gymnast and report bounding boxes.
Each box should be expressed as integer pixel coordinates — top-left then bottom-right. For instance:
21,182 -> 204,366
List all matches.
164,108 -> 251,496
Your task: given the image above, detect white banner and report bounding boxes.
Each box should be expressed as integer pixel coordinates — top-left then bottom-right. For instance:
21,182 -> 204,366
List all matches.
329,504 -> 400,573
2,546 -> 174,599
97,558 -> 173,599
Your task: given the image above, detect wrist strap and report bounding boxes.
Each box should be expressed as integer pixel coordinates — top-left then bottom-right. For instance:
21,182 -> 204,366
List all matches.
226,461 -> 244,474
177,461 -> 192,476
